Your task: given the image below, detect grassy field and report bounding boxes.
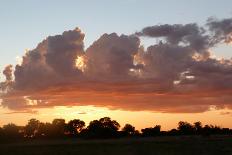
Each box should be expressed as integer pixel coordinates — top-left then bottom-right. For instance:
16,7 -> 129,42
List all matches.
1,136 -> 232,155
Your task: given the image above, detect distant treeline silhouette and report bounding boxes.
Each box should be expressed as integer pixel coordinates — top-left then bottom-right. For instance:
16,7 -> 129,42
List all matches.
0,117 -> 231,140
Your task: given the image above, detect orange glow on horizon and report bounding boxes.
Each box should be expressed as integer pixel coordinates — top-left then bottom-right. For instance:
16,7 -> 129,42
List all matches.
1,106 -> 232,131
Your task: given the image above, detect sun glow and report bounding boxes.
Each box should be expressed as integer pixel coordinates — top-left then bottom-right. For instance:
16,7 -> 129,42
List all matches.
75,56 -> 86,72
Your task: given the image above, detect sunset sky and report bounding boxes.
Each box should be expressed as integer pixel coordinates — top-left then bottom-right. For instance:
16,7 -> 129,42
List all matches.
1,0 -> 232,130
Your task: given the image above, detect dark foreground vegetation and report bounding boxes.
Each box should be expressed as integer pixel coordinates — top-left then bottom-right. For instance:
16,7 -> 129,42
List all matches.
1,117 -> 232,154
0,117 -> 232,140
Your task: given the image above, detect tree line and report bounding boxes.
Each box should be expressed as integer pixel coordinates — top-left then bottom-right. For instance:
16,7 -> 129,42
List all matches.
0,117 -> 231,140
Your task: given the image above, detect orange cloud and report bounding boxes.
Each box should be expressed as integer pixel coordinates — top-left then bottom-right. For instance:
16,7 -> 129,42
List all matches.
1,17 -> 232,113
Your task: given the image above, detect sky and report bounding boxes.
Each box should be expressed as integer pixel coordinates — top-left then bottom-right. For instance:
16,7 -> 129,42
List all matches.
1,0 -> 232,130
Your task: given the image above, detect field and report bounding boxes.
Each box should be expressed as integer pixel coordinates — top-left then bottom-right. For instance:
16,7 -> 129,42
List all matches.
1,136 -> 232,155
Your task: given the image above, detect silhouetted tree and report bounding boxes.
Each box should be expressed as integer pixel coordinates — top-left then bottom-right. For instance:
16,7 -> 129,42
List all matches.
201,125 -> 212,136
121,124 -> 139,137
141,125 -> 161,137
168,129 -> 179,136
193,121 -> 203,135
1,118 -> 232,140
0,127 -> 3,140
51,119 -> 66,138
193,121 -> 202,134
39,122 -> 54,137
83,117 -> 120,138
24,119 -> 40,138
221,128 -> 231,135
67,119 -> 85,137
177,121 -> 194,135
2,123 -> 21,139
203,125 -> 222,136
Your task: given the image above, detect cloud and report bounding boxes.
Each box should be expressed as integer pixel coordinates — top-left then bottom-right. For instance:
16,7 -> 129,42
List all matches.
0,65 -> 13,92
13,28 -> 85,90
84,33 -> 141,80
3,110 -> 37,115
3,65 -> 13,81
136,23 -> 209,51
207,17 -> 232,44
220,111 -> 232,115
1,17 -> 232,113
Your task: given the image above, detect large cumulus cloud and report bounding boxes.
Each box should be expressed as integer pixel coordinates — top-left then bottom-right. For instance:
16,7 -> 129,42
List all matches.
1,17 -> 232,113
13,28 -> 85,90
84,33 -> 141,80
